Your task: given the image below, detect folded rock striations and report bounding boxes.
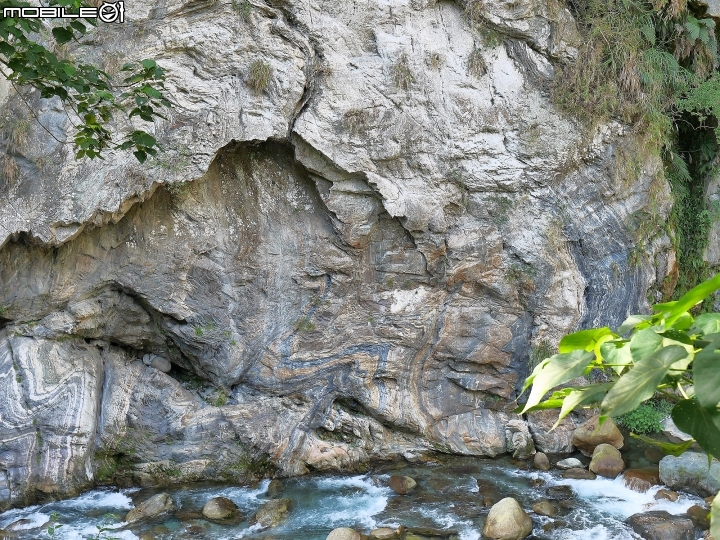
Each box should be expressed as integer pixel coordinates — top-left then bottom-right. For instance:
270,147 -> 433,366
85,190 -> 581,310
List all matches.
0,0 -> 675,508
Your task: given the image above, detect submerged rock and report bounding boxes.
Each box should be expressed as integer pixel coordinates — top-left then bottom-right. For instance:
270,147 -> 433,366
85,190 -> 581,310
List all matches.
655,489 -> 679,502
572,416 -> 624,456
589,443 -> 625,479
482,497 -> 533,540
253,498 -> 292,528
267,478 -> 285,498
125,493 -> 175,524
625,510 -> 694,540
389,475 -> 417,495
546,485 -> 575,500
622,468 -> 660,493
562,468 -> 596,480
531,500 -> 557,517
201,496 -> 240,520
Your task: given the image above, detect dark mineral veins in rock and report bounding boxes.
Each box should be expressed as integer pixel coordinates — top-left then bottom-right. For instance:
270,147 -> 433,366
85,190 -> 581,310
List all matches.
0,0 -> 676,510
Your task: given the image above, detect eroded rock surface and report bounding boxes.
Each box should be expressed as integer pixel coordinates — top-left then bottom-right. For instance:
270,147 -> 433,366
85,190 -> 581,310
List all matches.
0,0 -> 675,509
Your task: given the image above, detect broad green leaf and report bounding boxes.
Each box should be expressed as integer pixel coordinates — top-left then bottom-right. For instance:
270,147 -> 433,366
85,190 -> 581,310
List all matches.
554,383 -> 613,428
619,314 -> 653,334
559,327 -> 614,354
654,273 -> 720,326
519,350 -> 595,413
711,490 -> 720,540
693,344 -> 720,408
514,388 -> 572,414
141,59 -> 157,69
630,433 -> 694,456
669,312 -> 694,331
601,341 -> 633,375
694,313 -> 720,335
630,328 -> 662,363
51,27 -> 74,45
602,345 -> 688,417
672,399 -> 720,457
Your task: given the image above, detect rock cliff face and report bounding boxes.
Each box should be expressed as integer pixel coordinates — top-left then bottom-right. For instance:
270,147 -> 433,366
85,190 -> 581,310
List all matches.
0,0 -> 674,509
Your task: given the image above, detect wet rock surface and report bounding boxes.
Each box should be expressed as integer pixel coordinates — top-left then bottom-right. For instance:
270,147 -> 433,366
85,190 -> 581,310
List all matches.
572,417 -> 624,457
125,493 -> 176,524
589,444 -> 625,479
625,511 -> 694,540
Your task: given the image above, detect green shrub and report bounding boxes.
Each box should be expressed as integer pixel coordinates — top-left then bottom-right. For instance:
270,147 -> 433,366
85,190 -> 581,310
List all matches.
615,399 -> 674,434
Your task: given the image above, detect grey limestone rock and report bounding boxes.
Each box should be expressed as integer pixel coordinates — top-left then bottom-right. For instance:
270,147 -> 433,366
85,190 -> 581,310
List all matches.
659,453 -> 720,497
0,0 -> 677,509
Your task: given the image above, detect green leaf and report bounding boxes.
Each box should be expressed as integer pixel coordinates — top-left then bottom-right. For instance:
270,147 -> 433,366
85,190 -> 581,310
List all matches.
672,399 -> 720,456
558,327 -> 615,354
519,350 -> 595,413
140,59 -> 157,69
69,21 -> 86,35
554,383 -> 613,428
602,345 -> 689,417
694,313 -> 720,335
601,341 -> 633,375
654,273 -> 720,326
51,27 -> 74,45
693,341 -> 720,408
711,490 -> 720,540
134,150 -> 147,163
618,314 -> 653,334
630,328 -> 662,363
629,433 -> 694,457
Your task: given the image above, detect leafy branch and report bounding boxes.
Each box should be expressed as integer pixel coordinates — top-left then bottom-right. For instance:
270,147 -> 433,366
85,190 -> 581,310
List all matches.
0,0 -> 171,162
517,273 -> 720,535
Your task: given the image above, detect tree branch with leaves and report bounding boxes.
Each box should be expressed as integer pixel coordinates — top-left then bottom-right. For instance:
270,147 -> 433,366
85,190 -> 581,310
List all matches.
0,0 -> 170,162
517,273 -> 720,536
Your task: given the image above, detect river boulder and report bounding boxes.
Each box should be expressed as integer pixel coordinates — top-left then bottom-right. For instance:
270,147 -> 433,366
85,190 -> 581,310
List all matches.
589,443 -> 625,479
556,457 -> 584,469
327,528 -> 362,540
389,475 -> 417,495
622,468 -> 660,493
533,452 -> 551,471
267,479 -> 285,498
659,453 -> 720,497
369,527 -> 400,539
482,497 -> 533,540
125,493 -> 176,524
201,496 -> 240,520
572,416 -> 624,456
625,511 -> 694,540
253,498 -> 292,528
562,468 -> 596,480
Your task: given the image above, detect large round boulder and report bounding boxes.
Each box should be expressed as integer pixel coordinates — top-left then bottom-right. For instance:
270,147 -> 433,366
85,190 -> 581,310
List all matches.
253,498 -> 292,528
572,416 -> 623,456
659,452 -> 720,497
326,528 -> 362,540
533,452 -> 550,471
589,443 -> 625,479
202,496 -> 240,520
625,511 -> 694,540
482,497 -> 533,540
125,493 -> 176,523
388,475 -> 417,495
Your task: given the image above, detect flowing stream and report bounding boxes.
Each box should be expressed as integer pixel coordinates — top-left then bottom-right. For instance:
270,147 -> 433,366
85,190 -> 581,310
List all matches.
0,456 -> 704,540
